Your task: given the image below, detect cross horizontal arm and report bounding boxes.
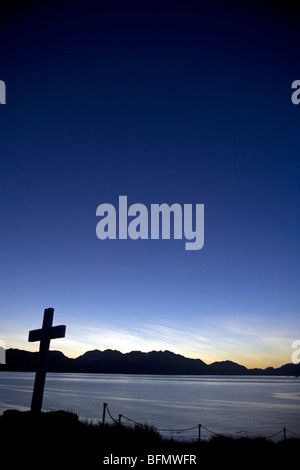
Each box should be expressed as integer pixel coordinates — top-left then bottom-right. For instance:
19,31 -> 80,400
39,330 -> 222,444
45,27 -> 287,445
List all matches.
28,325 -> 66,342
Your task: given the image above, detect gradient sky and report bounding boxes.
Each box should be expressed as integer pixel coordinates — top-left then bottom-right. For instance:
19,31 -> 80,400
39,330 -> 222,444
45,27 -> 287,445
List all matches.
1,1 -> 299,368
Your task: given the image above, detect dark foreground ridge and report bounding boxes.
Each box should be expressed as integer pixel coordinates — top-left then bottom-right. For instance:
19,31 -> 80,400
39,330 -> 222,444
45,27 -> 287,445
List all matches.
1,348 -> 300,375
1,410 -> 298,468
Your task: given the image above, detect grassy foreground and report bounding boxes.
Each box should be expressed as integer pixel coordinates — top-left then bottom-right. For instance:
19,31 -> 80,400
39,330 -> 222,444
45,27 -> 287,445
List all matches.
1,410 -> 298,468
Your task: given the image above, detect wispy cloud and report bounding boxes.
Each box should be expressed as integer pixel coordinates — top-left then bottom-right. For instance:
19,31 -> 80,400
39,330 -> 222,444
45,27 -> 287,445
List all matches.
55,315 -> 293,368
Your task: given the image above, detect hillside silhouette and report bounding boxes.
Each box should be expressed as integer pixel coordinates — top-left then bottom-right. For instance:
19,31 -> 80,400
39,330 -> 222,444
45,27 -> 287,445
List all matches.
1,348 -> 300,376
1,409 -> 298,468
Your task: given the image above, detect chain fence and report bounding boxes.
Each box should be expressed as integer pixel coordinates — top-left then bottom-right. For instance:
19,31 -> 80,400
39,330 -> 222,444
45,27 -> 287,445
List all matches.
101,403 -> 299,442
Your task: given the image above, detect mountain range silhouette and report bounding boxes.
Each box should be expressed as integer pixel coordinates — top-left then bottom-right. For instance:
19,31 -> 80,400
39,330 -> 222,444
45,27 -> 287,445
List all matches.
1,348 -> 300,376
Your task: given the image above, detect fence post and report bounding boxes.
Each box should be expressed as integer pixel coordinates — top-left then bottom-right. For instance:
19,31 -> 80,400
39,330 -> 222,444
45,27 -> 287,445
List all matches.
102,403 -> 108,425
118,414 -> 122,425
198,424 -> 201,443
283,427 -> 286,441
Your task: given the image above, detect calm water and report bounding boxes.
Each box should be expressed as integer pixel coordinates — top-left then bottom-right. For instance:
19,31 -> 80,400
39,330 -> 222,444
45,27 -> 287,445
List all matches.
0,372 -> 299,441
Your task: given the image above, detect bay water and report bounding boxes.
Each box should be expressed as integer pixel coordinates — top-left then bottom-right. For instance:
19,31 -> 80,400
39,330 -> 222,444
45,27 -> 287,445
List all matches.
0,372 -> 299,441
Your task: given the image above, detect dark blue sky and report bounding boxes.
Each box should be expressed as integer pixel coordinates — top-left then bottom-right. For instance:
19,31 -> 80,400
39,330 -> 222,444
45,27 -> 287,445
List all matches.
1,1 -> 299,367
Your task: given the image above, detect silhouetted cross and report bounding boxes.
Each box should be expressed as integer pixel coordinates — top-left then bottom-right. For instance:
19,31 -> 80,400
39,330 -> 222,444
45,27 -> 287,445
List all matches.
28,308 -> 66,412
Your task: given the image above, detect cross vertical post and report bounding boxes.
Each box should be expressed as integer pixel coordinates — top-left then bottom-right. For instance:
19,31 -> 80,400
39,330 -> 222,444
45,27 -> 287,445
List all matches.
28,308 -> 66,413
102,403 -> 108,426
